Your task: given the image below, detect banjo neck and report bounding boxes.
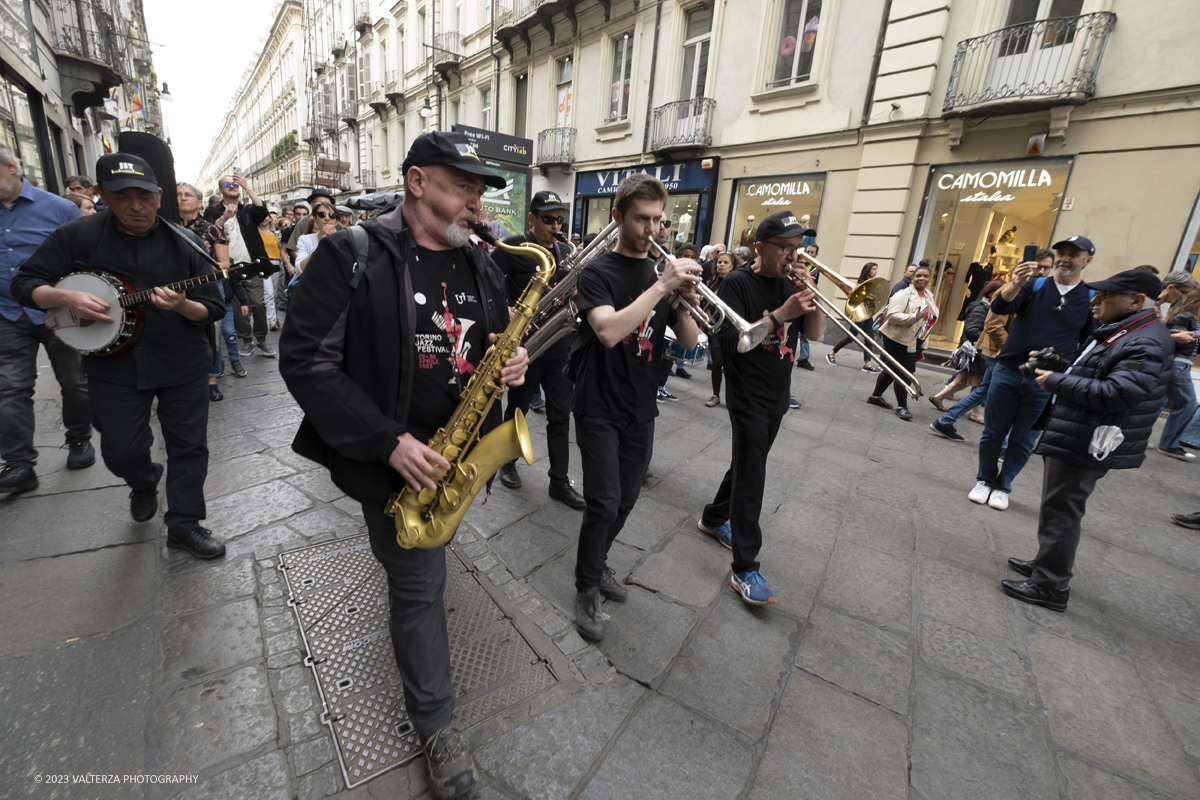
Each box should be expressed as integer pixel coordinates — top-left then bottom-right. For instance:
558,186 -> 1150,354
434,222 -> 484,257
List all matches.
116,267 -> 249,309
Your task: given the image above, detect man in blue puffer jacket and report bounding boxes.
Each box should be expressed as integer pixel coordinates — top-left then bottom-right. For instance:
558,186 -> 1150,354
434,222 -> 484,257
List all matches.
1002,269 -> 1173,612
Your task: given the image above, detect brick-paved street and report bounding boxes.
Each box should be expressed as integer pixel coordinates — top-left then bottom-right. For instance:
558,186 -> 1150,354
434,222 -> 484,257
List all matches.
3,327 -> 1200,799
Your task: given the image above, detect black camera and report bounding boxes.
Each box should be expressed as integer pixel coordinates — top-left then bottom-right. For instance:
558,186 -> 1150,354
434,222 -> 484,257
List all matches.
1019,347 -> 1066,379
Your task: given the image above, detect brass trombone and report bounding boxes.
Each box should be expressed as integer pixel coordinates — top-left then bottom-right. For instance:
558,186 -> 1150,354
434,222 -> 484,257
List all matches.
649,239 -> 772,353
787,253 -> 923,398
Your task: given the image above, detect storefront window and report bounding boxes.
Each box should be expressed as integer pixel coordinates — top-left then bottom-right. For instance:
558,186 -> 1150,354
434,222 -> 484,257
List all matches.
665,193 -> 700,249
913,158 -> 1072,350
584,197 -> 612,237
1172,188 -> 1200,274
729,173 -> 824,249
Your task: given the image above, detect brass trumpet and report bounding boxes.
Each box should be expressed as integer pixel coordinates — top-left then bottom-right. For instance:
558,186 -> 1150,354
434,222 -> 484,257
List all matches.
787,253 -> 923,398
649,239 -> 771,353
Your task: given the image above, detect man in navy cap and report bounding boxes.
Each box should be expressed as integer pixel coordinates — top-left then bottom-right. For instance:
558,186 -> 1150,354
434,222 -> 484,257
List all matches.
494,189 -> 585,508
1003,268 -> 1172,611
966,235 -> 1097,512
281,131 -> 529,799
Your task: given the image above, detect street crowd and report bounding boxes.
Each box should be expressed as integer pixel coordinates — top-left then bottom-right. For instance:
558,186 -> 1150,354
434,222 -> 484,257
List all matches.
1,134 -> 1198,797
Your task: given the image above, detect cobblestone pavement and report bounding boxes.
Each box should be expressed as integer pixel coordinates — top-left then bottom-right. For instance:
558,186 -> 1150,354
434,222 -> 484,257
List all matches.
3,326 -> 1200,800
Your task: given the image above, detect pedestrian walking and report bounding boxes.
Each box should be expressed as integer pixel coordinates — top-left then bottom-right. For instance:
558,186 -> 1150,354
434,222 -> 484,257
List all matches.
14,153 -> 227,559
208,171 -> 275,358
969,236 -> 1096,511
794,242 -> 820,371
867,264 -> 938,421
1003,269 -> 1172,612
929,280 -> 1007,440
929,279 -> 1002,413
826,261 -> 882,373
0,145 -> 90,494
1154,277 -> 1200,459
705,250 -> 739,407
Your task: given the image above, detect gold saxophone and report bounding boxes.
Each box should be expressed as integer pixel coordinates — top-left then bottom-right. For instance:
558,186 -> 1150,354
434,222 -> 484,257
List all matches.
383,221 -> 556,549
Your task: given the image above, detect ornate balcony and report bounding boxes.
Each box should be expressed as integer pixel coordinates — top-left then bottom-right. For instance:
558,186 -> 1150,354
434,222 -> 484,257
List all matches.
944,12 -> 1116,116
650,97 -> 715,152
432,32 -> 462,78
54,23 -> 130,114
536,127 -> 575,168
340,97 -> 359,126
354,2 -> 372,34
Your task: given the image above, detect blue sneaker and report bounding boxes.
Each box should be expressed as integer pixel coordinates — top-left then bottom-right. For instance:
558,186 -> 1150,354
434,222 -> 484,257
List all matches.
730,570 -> 776,606
789,395 -> 801,409
929,420 -> 964,441
697,519 -> 733,549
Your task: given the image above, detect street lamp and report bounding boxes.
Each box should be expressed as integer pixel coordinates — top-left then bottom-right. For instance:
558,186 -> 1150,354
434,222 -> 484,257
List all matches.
159,82 -> 172,102
419,97 -> 434,118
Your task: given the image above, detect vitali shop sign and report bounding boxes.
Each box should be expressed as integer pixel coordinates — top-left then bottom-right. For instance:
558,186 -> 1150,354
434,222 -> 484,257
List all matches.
576,159 -> 712,195
937,167 -> 1054,203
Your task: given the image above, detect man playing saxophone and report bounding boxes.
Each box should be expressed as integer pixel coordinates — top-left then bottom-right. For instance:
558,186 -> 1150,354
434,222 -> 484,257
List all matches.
495,191 -> 585,508
280,131 -> 528,800
696,211 -> 820,606
570,174 -> 702,642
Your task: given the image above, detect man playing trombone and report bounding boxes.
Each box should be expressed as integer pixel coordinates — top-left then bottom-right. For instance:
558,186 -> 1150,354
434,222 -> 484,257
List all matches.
697,211 -> 821,605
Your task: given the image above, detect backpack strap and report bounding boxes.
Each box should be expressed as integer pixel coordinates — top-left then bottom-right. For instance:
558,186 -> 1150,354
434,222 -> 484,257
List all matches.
347,226 -> 370,290
70,211 -> 108,268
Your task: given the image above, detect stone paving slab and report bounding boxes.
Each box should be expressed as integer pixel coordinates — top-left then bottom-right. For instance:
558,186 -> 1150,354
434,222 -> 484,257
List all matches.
795,605 -> 912,714
630,531 -> 729,608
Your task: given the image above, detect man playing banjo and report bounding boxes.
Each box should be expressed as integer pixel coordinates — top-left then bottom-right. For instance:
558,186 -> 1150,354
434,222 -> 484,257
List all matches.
12,153 -> 228,559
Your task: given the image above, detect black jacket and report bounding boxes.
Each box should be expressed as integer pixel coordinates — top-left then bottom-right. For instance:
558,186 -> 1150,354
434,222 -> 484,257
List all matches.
279,209 -> 509,505
492,232 -> 571,305
961,297 -> 990,344
1165,311 -> 1198,361
1035,310 -> 1173,470
204,202 -> 269,262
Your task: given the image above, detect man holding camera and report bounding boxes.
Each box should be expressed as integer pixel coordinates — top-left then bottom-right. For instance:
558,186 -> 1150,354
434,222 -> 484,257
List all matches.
969,236 -> 1096,511
1003,269 -> 1172,611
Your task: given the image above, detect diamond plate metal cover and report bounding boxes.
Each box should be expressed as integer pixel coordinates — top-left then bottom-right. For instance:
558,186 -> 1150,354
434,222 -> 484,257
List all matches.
278,536 -> 558,789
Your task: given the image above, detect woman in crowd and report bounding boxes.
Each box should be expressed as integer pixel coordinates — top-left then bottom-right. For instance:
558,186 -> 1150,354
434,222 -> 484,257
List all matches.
288,198 -> 339,300
929,278 -> 1003,411
705,251 -> 740,407
258,210 -> 283,331
63,192 -> 96,216
825,262 -> 881,373
1156,287 -> 1200,459
867,264 -> 938,420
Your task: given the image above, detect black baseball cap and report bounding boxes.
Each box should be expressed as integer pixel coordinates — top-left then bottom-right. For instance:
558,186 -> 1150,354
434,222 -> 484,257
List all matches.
755,211 -> 807,242
96,153 -> 159,193
307,188 -> 333,205
401,131 -> 506,189
1087,269 -> 1161,298
1052,235 -> 1095,256
529,190 -> 567,213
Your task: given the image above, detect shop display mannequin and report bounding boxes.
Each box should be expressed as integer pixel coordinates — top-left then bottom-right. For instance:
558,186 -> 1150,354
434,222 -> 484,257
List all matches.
958,260 -> 994,320
678,210 -> 693,241
739,215 -> 756,247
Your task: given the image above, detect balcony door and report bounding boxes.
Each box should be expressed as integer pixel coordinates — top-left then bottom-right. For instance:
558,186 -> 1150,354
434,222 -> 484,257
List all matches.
989,0 -> 1085,96
675,8 -> 712,141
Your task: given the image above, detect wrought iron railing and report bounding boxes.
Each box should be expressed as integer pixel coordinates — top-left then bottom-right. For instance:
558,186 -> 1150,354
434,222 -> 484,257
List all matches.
360,167 -> 377,191
363,82 -> 382,102
55,25 -> 130,76
318,113 -> 338,132
944,12 -> 1116,113
494,0 -> 515,29
433,31 -> 462,63
536,127 -> 576,165
514,0 -> 550,20
650,97 -> 715,151
383,69 -> 399,89
339,98 -> 359,120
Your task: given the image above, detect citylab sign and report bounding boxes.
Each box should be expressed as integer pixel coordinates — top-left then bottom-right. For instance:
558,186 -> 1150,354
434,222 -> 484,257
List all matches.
937,168 -> 1054,192
577,159 -> 712,195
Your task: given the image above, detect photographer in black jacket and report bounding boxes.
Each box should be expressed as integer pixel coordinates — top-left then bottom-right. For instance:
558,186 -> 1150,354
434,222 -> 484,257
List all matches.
1003,269 -> 1172,612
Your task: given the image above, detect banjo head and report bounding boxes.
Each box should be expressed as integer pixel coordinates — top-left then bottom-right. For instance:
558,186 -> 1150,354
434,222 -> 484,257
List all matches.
46,272 -> 134,356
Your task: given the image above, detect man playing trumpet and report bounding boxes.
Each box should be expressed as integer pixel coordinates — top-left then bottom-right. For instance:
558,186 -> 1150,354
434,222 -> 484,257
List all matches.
697,211 -> 821,605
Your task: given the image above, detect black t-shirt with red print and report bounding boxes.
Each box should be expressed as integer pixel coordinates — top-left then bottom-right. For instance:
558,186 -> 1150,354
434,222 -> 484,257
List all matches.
407,245 -> 488,444
571,251 -> 678,423
716,267 -> 801,416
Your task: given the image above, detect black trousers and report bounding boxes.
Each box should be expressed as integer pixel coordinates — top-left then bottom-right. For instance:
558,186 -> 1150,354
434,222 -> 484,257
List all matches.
703,408 -> 784,574
88,375 -> 209,536
872,334 -> 918,407
504,336 -> 572,484
234,276 -> 268,344
831,319 -> 877,364
362,504 -> 454,739
1031,456 -> 1108,592
574,413 -> 654,591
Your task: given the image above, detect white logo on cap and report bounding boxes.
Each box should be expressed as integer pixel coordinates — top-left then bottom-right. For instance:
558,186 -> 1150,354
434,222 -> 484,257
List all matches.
455,143 -> 480,161
782,215 -> 798,226
547,193 -> 559,201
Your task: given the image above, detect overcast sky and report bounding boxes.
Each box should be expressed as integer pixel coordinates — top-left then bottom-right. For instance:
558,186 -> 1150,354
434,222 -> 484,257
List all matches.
143,0 -> 281,183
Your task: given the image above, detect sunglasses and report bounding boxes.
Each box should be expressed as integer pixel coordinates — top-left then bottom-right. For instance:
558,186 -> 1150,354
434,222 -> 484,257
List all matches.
313,211 -> 334,219
221,182 -> 238,189
538,214 -> 563,225
659,219 -> 671,228
1092,290 -> 1136,303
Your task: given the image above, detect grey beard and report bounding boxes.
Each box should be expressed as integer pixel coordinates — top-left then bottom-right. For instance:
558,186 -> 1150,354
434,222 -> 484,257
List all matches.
445,220 -> 473,248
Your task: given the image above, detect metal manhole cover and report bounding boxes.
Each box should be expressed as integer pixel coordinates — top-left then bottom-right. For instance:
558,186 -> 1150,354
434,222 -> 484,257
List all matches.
279,536 -> 557,789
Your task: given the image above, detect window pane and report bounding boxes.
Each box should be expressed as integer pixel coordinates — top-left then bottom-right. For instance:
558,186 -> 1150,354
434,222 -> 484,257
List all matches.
695,40 -> 709,98
1004,0 -> 1039,26
679,43 -> 697,101
1047,0 -> 1084,17
685,8 -> 712,39
609,36 -> 632,120
558,57 -> 572,85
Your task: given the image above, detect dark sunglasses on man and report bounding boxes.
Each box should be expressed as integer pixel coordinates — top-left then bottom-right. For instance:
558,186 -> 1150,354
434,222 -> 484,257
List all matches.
660,219 -> 671,229
538,214 -> 563,226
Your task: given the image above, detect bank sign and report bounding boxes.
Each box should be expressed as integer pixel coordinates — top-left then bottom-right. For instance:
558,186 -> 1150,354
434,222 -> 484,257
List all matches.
576,159 -> 713,195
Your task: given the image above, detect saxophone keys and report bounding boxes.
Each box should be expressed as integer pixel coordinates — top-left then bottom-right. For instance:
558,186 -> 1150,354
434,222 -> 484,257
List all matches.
442,445 -> 460,461
417,487 -> 437,505
450,429 -> 468,445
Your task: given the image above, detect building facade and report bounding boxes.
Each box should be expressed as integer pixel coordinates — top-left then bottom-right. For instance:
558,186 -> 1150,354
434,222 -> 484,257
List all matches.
198,0 -> 309,209
0,0 -> 163,194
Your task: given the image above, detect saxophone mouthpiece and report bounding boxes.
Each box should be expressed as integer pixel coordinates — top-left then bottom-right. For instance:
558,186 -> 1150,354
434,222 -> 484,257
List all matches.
553,231 -> 568,243
468,220 -> 497,245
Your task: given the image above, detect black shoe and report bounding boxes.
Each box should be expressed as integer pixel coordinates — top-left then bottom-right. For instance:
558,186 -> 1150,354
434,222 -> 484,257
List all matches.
529,396 -> 545,412
896,406 -> 913,421
1171,511 -> 1200,530
209,384 -> 224,402
130,463 -> 162,522
66,440 -> 95,470
499,461 -> 521,490
675,367 -> 693,380
422,725 -> 478,799
600,566 -> 628,602
1002,579 -> 1068,612
575,586 -> 606,642
929,421 -> 964,441
796,358 -> 815,371
0,464 -> 37,494
867,395 -> 893,410
1007,557 -> 1034,577
549,481 -> 586,509
167,527 -> 226,559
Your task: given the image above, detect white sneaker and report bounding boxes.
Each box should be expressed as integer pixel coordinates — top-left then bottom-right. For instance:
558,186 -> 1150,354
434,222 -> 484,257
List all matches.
988,490 -> 1010,511
968,481 -> 992,505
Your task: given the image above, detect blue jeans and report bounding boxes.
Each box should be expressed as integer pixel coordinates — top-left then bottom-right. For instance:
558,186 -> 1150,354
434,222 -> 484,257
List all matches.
977,363 -> 1049,494
1181,406 -> 1200,447
939,357 -> 996,425
209,303 -> 241,376
1158,361 -> 1197,451
799,334 -> 810,362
